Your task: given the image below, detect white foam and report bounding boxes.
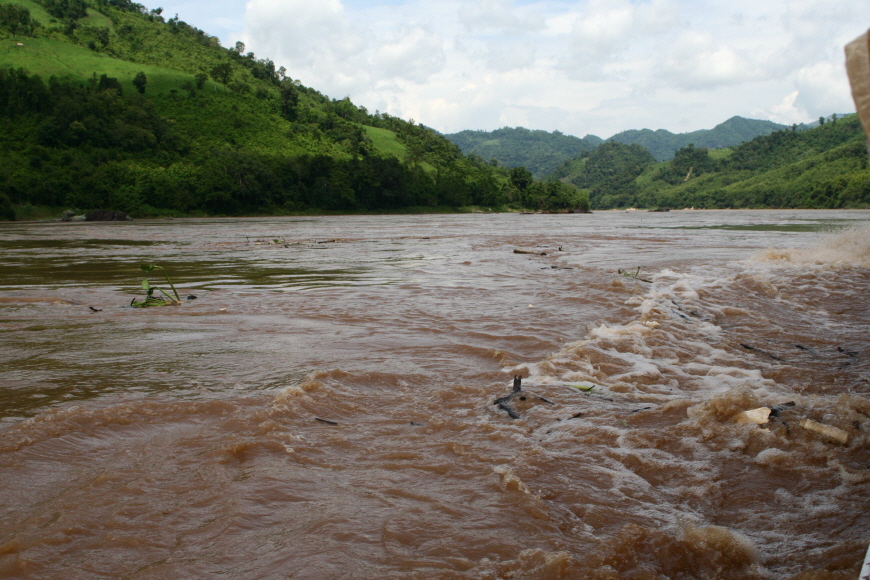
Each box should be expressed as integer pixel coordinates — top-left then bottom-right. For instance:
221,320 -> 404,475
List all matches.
752,224 -> 870,267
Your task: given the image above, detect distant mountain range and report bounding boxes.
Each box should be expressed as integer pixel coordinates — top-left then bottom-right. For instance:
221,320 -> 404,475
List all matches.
445,116 -> 804,177
443,127 -> 604,180
608,116 -> 786,162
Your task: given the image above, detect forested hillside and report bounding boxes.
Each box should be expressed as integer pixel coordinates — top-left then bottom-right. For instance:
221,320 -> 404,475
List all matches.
0,0 -> 587,220
553,115 -> 870,210
446,117 -> 788,173
608,116 -> 787,162
444,127 -> 603,179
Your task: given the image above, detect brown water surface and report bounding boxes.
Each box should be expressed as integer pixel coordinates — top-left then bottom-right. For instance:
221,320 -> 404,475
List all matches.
1,210 -> 869,579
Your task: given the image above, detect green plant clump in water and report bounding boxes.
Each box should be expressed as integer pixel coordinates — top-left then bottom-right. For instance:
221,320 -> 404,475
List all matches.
618,266 -> 652,283
131,264 -> 180,307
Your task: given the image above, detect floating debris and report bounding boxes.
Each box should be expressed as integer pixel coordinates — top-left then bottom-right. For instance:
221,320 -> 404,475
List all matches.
494,375 -> 523,419
794,344 -> 818,355
493,376 -> 560,419
837,346 -> 859,357
800,419 -> 849,445
769,402 -> 796,417
130,264 -> 181,308
736,407 -> 771,425
740,343 -> 786,362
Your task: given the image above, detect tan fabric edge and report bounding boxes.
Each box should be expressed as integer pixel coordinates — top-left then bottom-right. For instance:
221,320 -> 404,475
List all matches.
845,29 -> 870,153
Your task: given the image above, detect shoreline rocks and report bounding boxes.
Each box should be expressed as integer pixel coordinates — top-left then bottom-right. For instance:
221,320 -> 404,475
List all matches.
56,210 -> 133,222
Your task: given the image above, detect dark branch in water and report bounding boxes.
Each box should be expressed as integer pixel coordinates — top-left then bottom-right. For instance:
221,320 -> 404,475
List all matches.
493,376 -> 555,419
315,417 -> 339,425
794,344 -> 819,356
496,400 -> 520,419
618,267 -> 652,283
740,343 -> 786,362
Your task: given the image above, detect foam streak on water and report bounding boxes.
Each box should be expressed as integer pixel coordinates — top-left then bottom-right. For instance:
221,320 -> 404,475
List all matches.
0,210 -> 868,579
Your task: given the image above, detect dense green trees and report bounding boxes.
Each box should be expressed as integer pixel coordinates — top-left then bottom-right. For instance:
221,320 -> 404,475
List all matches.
0,4 -> 39,37
40,0 -> 89,20
446,127 -> 602,178
567,142 -> 656,209
652,144 -> 715,185
608,116 -> 786,162
0,60 -> 588,218
561,117 -> 870,210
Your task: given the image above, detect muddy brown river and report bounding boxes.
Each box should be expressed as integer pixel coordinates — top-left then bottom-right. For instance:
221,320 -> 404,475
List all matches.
0,210 -> 869,579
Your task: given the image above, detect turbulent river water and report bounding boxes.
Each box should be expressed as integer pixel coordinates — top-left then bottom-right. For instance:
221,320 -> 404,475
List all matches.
1,209 -> 869,579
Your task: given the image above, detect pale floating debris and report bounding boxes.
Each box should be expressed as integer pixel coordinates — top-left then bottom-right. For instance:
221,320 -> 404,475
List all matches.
799,419 -> 849,445
643,320 -> 660,329
736,407 -> 771,425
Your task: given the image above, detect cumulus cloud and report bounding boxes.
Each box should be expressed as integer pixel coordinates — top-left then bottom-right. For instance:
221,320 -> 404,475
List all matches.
235,0 -> 870,138
760,91 -> 807,125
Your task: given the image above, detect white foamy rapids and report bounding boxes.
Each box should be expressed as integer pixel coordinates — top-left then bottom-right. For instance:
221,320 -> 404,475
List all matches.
514,267 -> 779,402
752,223 -> 870,267
514,224 -> 870,403
493,238 -> 870,576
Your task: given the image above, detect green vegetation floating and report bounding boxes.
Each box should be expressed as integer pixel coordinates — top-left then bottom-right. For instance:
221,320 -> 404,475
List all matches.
0,0 -> 588,220
131,264 -> 180,307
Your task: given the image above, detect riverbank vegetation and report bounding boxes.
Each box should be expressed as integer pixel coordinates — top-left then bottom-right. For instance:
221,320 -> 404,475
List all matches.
0,0 -> 587,220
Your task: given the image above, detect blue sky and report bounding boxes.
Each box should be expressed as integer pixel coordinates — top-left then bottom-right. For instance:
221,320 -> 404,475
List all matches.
156,0 -> 870,138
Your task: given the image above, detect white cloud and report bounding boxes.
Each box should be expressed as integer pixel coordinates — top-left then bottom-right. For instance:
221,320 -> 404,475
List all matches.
235,0 -> 870,138
658,31 -> 761,90
794,62 -> 856,116
759,91 -> 807,125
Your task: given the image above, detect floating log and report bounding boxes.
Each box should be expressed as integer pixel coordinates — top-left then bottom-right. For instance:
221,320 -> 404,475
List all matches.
800,419 -> 849,445
740,343 -> 786,362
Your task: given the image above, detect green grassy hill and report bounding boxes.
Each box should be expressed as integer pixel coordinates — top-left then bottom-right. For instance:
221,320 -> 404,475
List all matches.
0,36 -> 216,94
0,0 -> 588,219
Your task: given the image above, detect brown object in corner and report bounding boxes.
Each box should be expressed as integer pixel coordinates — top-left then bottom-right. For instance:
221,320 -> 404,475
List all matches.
846,28 -> 870,157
